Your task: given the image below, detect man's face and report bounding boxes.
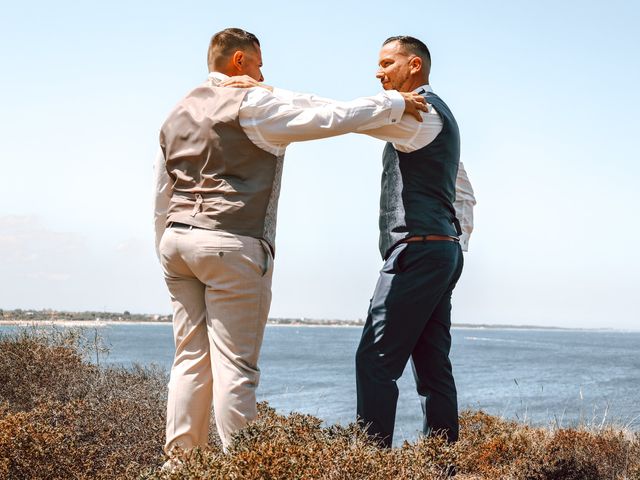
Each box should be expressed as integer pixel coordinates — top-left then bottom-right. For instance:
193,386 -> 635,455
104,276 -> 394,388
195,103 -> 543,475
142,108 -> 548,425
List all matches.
240,43 -> 264,82
376,41 -> 415,92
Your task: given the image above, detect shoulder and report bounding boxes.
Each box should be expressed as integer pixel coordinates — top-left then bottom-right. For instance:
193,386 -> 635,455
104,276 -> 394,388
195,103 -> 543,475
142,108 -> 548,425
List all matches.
242,86 -> 277,106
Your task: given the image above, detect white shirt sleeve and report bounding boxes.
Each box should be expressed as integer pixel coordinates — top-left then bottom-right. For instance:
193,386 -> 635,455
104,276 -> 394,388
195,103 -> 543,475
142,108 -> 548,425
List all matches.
239,88 -> 405,156
270,86 -> 442,152
267,88 -> 477,250
271,87 -> 336,108
358,107 -> 442,153
454,162 -> 476,252
153,148 -> 172,260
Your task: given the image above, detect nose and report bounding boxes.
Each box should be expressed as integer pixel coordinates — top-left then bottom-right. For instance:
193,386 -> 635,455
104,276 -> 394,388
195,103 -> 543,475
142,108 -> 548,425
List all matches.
375,69 -> 384,79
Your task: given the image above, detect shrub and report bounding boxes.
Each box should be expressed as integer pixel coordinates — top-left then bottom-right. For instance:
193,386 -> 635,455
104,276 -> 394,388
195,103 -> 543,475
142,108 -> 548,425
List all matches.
1,328 -> 638,480
0,328 -> 168,479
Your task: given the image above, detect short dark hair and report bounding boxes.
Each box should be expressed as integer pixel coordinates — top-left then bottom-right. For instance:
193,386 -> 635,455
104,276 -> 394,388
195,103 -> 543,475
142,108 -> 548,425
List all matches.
207,28 -> 260,71
383,35 -> 431,67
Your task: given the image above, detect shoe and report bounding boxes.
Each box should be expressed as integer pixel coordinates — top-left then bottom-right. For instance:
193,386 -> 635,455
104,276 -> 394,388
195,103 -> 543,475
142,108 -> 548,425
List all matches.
443,464 -> 457,477
161,457 -> 183,474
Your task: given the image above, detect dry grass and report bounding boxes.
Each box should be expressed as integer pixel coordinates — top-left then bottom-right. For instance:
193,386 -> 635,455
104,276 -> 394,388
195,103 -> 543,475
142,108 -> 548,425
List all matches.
0,328 -> 167,479
1,328 -> 638,479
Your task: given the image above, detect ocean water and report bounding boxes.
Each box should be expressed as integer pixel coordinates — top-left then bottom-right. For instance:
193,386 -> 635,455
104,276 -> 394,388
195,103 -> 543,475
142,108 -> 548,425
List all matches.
2,324 -> 639,444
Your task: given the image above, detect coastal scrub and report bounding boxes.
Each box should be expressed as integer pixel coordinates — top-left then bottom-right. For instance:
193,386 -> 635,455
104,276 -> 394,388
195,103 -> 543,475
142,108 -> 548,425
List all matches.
0,328 -> 638,479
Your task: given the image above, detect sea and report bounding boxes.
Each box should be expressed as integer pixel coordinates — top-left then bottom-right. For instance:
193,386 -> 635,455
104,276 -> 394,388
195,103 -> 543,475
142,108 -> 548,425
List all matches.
2,323 -> 639,444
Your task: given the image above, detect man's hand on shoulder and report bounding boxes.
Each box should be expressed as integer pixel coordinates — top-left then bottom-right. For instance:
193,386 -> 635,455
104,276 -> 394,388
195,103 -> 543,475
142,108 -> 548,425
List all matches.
400,92 -> 427,122
219,75 -> 273,92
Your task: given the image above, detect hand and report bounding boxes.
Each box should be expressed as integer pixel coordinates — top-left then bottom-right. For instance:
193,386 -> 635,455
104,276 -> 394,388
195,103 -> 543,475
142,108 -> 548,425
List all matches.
400,92 -> 428,122
219,75 -> 273,92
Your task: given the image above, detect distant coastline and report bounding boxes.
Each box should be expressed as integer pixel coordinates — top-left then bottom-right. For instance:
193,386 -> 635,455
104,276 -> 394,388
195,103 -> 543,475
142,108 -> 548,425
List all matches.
0,308 -> 630,331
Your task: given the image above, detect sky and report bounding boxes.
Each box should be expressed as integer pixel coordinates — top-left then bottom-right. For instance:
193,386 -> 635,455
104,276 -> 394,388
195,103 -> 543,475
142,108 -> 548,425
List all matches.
1,0 -> 639,329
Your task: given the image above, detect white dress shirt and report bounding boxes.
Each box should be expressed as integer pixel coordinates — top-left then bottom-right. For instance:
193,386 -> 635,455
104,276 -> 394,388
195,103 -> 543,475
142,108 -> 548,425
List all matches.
155,79 -> 476,253
154,73 -> 406,254
270,84 -> 476,250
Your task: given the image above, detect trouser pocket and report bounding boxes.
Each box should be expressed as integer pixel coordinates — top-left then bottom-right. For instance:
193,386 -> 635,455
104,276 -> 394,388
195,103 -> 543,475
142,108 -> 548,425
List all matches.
258,239 -> 273,277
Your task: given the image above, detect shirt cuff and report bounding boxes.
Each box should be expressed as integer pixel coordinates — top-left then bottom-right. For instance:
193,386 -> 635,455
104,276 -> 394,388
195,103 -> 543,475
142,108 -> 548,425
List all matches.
385,90 -> 405,125
459,233 -> 469,252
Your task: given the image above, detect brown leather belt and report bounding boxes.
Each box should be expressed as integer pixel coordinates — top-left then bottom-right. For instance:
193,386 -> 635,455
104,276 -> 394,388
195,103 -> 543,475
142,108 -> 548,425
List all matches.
403,235 -> 459,243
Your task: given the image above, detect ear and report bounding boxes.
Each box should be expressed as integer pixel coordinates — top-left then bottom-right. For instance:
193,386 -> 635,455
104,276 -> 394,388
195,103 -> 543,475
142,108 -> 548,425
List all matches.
409,56 -> 423,75
231,50 -> 245,71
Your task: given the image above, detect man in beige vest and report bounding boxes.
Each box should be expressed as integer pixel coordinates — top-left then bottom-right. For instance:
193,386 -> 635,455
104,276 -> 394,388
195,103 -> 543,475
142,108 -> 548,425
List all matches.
153,27 -> 428,456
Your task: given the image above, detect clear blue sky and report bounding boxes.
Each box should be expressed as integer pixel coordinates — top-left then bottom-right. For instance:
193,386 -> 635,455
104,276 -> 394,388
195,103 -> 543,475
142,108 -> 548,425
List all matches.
1,0 -> 639,328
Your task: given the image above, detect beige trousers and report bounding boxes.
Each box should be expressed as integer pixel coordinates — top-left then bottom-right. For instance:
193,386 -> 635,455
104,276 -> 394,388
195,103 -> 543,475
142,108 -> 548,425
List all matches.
159,226 -> 273,452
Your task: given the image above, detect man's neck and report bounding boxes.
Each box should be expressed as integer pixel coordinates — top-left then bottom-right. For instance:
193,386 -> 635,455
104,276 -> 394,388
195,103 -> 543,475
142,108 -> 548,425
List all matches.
402,76 -> 429,93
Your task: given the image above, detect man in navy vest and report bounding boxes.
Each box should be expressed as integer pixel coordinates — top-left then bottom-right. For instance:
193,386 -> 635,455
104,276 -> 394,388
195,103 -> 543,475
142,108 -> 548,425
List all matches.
355,36 -> 473,449
218,34 -> 475,451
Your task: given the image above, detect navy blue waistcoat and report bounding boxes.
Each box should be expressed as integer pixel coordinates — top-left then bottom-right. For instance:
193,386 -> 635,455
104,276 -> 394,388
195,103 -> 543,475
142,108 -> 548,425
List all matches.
378,91 -> 461,259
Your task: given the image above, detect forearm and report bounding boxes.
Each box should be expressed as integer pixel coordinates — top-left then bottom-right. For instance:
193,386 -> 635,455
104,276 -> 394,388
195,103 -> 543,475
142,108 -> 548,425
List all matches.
271,87 -> 336,108
356,104 -> 443,152
242,90 -> 405,145
356,115 -> 423,146
152,148 -> 171,260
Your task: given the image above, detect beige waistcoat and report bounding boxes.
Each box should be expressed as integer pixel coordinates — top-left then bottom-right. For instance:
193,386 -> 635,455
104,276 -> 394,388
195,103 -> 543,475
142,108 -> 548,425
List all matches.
160,84 -> 283,251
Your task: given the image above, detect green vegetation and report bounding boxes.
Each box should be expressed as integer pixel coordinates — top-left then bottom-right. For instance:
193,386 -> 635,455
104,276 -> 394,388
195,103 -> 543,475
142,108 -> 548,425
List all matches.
0,328 -> 638,479
0,308 -> 171,323
3,308 -> 603,329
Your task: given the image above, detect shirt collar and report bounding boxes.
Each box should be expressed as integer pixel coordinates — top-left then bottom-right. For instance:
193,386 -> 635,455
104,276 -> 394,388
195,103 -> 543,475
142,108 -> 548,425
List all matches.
207,71 -> 229,85
414,84 -> 433,94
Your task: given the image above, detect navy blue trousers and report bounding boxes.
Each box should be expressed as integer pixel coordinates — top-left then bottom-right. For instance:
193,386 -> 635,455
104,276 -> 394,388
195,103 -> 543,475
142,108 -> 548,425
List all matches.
356,240 -> 463,447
